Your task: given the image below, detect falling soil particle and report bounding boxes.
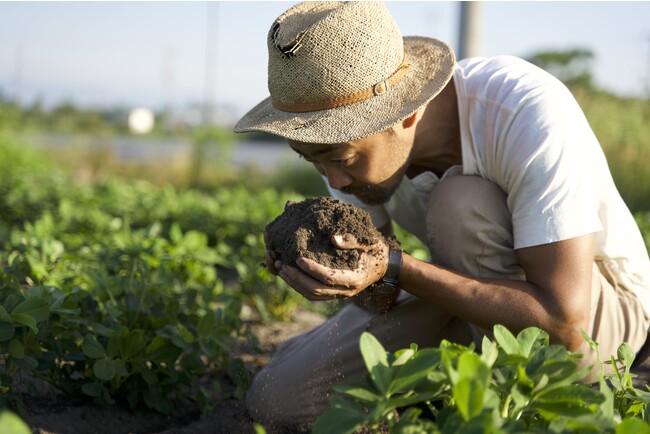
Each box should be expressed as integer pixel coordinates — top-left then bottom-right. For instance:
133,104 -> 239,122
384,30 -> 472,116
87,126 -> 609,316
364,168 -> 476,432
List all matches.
265,196 -> 399,279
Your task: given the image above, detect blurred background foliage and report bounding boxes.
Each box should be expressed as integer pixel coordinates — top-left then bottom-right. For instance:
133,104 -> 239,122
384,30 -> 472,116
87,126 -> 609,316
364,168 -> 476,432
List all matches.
0,48 -> 648,211
0,47 -> 649,265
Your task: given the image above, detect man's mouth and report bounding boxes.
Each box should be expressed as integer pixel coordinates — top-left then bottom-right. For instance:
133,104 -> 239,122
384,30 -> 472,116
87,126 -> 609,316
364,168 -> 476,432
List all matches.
340,184 -> 393,205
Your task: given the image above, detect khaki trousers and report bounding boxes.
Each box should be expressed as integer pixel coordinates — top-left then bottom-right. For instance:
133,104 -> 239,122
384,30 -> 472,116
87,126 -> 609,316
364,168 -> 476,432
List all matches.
246,174 -> 649,431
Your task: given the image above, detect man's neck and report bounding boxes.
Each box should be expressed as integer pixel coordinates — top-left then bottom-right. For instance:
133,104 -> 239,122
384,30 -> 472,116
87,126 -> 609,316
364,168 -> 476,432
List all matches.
409,78 -> 462,178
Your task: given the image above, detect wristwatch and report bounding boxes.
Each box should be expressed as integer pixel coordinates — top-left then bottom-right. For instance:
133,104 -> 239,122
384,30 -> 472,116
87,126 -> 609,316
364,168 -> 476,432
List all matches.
372,248 -> 402,294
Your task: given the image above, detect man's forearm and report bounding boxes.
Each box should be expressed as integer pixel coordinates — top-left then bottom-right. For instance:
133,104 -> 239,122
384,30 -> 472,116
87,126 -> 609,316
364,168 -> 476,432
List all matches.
399,253 -> 588,351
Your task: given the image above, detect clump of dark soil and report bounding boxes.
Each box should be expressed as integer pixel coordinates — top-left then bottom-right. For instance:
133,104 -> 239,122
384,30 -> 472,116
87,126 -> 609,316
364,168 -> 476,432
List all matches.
265,196 -> 399,275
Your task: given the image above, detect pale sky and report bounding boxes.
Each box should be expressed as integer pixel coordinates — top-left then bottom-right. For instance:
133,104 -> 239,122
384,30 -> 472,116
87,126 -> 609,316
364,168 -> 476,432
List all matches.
1,1 -> 649,119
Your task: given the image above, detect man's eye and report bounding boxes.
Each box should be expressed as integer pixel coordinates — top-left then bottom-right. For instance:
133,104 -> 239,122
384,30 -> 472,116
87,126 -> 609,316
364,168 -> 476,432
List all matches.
332,157 -> 353,167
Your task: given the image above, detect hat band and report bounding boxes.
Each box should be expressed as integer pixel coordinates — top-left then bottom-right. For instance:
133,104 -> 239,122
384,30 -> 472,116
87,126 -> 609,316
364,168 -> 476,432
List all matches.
271,59 -> 412,113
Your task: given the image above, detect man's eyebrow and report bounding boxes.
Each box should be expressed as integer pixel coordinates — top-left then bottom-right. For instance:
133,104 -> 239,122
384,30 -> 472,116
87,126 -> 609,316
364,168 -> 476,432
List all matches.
289,143 -> 343,158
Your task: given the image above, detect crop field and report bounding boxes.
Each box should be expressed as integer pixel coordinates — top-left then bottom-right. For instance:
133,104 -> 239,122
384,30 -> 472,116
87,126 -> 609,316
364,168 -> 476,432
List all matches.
0,124 -> 650,433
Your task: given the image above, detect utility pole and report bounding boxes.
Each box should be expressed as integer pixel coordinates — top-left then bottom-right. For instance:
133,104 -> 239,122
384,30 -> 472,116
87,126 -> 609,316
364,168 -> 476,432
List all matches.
161,46 -> 174,131
457,1 -> 482,60
646,34 -> 650,100
13,43 -> 23,106
193,2 -> 219,187
202,2 -> 218,126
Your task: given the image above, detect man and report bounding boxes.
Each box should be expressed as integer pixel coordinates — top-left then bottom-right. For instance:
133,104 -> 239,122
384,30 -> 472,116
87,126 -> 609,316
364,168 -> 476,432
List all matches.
235,1 -> 650,431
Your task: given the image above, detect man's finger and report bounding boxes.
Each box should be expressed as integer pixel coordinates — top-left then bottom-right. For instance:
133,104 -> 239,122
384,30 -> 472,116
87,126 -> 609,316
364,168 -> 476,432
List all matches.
278,265 -> 355,300
296,257 -> 362,288
265,251 -> 279,275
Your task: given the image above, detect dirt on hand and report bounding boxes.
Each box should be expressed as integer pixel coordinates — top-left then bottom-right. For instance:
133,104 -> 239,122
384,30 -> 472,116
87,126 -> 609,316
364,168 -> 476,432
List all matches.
264,196 -> 399,279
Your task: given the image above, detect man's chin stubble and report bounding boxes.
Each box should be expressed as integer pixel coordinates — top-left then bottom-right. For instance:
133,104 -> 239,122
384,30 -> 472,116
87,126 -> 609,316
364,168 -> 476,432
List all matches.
343,185 -> 397,205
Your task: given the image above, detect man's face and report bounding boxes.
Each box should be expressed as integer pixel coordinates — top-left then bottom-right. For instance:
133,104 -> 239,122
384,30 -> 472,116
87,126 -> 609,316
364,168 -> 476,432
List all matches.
288,129 -> 412,205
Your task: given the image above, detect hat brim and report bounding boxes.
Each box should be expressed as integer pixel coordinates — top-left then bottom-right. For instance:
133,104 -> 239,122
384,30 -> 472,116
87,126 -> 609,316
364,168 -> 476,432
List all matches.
234,37 -> 455,144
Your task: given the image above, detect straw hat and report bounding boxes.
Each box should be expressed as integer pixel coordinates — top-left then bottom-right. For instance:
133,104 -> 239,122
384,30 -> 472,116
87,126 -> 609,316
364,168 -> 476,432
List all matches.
234,1 -> 455,144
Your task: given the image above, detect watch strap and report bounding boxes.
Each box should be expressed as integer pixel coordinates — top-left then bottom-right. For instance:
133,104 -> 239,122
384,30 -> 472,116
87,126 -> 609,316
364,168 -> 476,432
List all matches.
382,247 -> 402,287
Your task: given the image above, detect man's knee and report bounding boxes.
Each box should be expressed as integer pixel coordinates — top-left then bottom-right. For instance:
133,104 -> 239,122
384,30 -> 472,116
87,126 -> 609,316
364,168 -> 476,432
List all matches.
427,175 -> 510,235
426,175 -> 522,279
245,363 -> 319,432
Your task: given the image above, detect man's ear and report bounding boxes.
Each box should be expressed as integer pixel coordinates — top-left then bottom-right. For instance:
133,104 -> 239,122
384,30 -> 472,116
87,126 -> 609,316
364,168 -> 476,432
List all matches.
402,111 -> 418,129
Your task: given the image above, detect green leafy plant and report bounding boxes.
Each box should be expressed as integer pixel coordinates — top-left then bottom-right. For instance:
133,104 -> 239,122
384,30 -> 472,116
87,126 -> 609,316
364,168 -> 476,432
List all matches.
0,137 -> 309,415
314,326 -> 650,434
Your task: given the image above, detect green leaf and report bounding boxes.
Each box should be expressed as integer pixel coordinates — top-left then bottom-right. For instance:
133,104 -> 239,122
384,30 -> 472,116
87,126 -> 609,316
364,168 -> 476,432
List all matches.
50,305 -> 81,316
143,390 -> 174,414
0,411 -> 31,434
617,342 -> 635,371
107,334 -> 121,359
2,294 -> 22,314
334,384 -> 381,403
10,313 -> 37,333
454,377 -> 484,421
535,384 -> 604,405
120,329 -> 145,359
169,223 -> 183,244
312,407 -> 367,434
452,352 -> 491,421
359,332 -> 390,395
94,358 -> 117,381
510,384 -> 530,413
140,367 -> 158,386
516,327 -> 547,358
533,401 -> 593,418
596,372 -> 614,420
177,323 -> 194,345
0,322 -> 15,341
8,338 -> 24,359
0,306 -> 12,322
623,401 -> 646,418
387,389 -> 447,408
11,298 -> 50,323
90,322 -> 113,337
82,382 -> 103,397
14,356 -> 38,370
480,336 -> 498,367
494,324 -> 519,355
393,348 -> 415,366
548,414 -> 614,433
389,349 -> 439,394
146,336 -> 182,364
581,329 -> 599,353
457,352 -> 489,384
526,345 -> 571,376
197,313 -> 216,339
535,360 -> 579,383
616,417 -> 650,434
82,335 -> 107,359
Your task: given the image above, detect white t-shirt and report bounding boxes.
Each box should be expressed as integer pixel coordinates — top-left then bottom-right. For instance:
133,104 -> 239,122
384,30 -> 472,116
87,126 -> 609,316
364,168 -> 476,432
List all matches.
328,55 -> 650,317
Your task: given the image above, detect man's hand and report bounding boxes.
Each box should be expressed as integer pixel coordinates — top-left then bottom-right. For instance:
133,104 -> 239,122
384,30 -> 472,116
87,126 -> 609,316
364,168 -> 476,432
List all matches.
274,233 -> 390,301
263,231 -> 281,276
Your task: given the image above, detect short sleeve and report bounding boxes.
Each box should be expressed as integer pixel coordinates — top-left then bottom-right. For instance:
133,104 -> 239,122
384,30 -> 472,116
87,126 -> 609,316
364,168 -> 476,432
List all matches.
501,87 -> 603,249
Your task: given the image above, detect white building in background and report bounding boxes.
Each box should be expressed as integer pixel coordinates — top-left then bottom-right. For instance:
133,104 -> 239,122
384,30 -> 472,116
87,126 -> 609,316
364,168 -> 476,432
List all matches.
128,107 -> 155,134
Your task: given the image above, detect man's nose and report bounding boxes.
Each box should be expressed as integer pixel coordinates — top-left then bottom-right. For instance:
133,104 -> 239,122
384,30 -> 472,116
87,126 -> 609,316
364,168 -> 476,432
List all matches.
325,166 -> 352,190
